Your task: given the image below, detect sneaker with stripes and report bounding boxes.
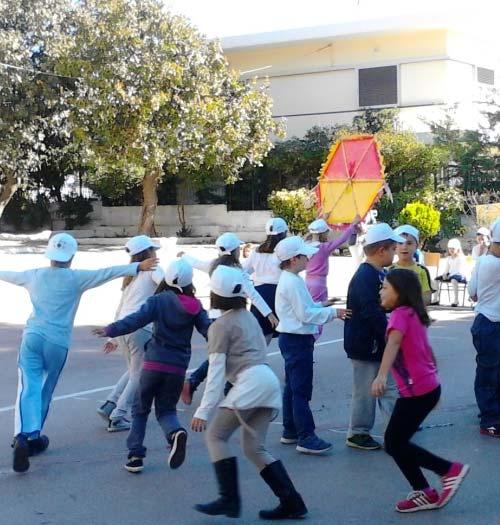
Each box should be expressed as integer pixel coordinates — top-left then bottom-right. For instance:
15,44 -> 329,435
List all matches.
437,462 -> 470,508
395,488 -> 439,513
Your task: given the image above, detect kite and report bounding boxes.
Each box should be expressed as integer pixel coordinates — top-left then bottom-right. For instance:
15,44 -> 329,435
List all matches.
315,135 -> 386,225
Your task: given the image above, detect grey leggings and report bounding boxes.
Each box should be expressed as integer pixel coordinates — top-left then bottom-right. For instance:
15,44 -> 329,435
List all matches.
206,407 -> 276,471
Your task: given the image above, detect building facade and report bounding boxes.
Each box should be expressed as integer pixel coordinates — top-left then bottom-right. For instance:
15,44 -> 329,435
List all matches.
222,15 -> 499,139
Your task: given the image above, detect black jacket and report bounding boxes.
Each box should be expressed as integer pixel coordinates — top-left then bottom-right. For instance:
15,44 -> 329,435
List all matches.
343,263 -> 387,361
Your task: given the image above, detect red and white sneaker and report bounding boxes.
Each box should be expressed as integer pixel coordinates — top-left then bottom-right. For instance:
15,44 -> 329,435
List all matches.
395,488 -> 439,513
437,462 -> 470,508
480,425 -> 500,438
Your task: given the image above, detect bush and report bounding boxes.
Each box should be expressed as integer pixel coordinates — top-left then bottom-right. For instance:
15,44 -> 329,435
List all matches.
397,201 -> 441,247
57,195 -> 93,230
2,192 -> 51,231
267,188 -> 317,235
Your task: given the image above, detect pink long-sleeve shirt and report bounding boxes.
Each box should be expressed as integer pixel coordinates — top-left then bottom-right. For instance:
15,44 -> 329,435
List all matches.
305,224 -> 356,278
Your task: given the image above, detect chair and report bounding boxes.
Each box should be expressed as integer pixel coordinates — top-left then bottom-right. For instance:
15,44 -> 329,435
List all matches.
436,278 -> 468,306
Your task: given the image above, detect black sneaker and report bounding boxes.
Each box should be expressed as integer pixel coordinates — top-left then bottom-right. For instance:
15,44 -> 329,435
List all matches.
168,429 -> 187,469
28,435 -> 49,456
97,401 -> 116,421
12,434 -> 30,473
124,457 -> 144,473
107,418 -> 131,433
346,434 -> 381,450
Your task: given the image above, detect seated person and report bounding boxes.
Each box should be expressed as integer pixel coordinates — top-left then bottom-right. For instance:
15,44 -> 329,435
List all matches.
436,238 -> 468,307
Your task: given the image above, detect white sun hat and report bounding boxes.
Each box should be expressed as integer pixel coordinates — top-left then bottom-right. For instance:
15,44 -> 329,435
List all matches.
210,265 -> 246,298
364,223 -> 404,247
45,233 -> 78,262
308,218 -> 330,234
164,259 -> 193,292
215,232 -> 244,254
125,235 -> 160,256
394,225 -> 420,243
265,217 -> 288,236
275,236 -> 319,261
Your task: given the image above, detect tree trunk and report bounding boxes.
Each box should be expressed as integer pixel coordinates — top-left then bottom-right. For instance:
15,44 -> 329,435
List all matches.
0,173 -> 19,219
139,172 -> 159,235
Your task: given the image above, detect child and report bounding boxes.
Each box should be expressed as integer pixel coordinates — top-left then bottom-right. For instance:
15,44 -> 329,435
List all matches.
274,236 -> 349,455
305,215 -> 360,303
180,231 -> 278,405
97,235 -> 164,432
471,227 -> 490,262
343,223 -> 402,451
242,217 -> 288,344
0,233 -> 157,473
468,218 -> 500,437
94,259 -> 210,473
436,239 -> 468,307
372,268 -> 469,512
392,225 -> 433,305
191,266 -> 307,520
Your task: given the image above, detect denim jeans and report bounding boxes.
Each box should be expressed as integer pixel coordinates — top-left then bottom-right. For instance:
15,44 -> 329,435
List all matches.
471,314 -> 500,428
279,333 -> 315,442
348,359 -> 398,437
127,369 -> 185,458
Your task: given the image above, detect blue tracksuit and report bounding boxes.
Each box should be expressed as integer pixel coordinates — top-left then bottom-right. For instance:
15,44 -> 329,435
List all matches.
0,264 -> 140,437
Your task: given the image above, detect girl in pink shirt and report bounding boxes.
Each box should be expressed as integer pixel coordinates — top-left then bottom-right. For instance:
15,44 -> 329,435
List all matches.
371,269 -> 469,514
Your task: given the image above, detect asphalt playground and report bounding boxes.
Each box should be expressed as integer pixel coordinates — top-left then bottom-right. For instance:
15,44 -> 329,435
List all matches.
0,245 -> 497,525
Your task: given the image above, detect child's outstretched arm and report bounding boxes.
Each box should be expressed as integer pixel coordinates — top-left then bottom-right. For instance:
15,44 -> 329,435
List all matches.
371,330 -> 402,397
76,258 -> 158,291
180,254 -> 211,273
194,307 -> 212,340
0,269 -> 35,288
94,295 -> 158,339
322,215 -> 362,254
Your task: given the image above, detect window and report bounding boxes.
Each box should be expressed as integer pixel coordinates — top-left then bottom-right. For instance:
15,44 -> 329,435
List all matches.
359,66 -> 398,107
477,67 -> 495,85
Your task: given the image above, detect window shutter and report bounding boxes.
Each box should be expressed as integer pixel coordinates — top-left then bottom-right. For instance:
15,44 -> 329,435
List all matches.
477,67 -> 495,85
359,66 -> 398,107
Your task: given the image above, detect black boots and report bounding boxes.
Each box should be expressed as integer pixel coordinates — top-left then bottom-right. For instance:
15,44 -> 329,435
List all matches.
259,460 -> 308,520
12,434 -> 30,473
194,457 -> 241,518
28,435 -> 50,456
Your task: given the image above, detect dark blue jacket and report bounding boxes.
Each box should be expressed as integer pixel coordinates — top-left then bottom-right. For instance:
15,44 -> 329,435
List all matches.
105,291 -> 210,370
343,262 -> 387,362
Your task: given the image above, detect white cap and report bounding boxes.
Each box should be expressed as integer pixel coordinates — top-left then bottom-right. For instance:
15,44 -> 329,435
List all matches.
364,223 -> 404,246
125,235 -> 159,256
308,218 -> 329,234
216,232 -> 243,254
447,238 -> 462,250
490,218 -> 500,242
164,259 -> 193,292
265,217 -> 288,236
477,227 -> 490,237
395,224 -> 420,243
45,233 -> 78,262
210,265 -> 246,298
275,236 -> 319,261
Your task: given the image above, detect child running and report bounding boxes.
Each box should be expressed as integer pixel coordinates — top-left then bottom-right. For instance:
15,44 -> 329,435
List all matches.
180,231 -> 278,405
344,223 -> 401,451
468,218 -> 500,438
372,268 -> 469,512
274,236 -> 349,455
97,235 -> 164,432
242,217 -> 288,344
94,259 -> 210,473
191,265 -> 307,520
0,233 -> 157,472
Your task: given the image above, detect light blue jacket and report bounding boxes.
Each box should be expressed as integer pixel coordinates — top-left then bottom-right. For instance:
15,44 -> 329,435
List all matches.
0,264 -> 139,347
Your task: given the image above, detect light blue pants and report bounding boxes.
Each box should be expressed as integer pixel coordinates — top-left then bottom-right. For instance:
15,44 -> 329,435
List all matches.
348,359 -> 398,437
107,329 -> 149,421
15,333 -> 68,438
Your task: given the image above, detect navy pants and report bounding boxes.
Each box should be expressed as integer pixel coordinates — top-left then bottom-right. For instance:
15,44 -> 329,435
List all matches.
127,369 -> 184,458
279,333 -> 315,442
471,314 -> 500,428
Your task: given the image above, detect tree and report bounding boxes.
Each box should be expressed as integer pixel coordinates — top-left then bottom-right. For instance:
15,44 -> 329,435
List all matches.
397,201 -> 440,247
56,0 -> 282,234
0,0 -> 73,217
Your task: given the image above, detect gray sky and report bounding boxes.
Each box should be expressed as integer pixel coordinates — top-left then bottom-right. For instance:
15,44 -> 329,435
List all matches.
162,0 -> 498,38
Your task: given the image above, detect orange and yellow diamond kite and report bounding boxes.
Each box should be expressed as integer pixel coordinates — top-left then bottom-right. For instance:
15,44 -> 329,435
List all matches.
316,135 -> 385,225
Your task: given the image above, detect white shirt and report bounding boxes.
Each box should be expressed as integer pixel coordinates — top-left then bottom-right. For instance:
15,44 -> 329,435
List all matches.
275,270 -> 336,334
469,254 -> 500,322
242,250 -> 281,286
182,254 -> 272,317
444,255 -> 468,278
114,267 -> 164,331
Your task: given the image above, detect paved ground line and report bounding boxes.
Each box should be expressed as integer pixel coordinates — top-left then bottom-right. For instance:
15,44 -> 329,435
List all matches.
0,337 -> 344,413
